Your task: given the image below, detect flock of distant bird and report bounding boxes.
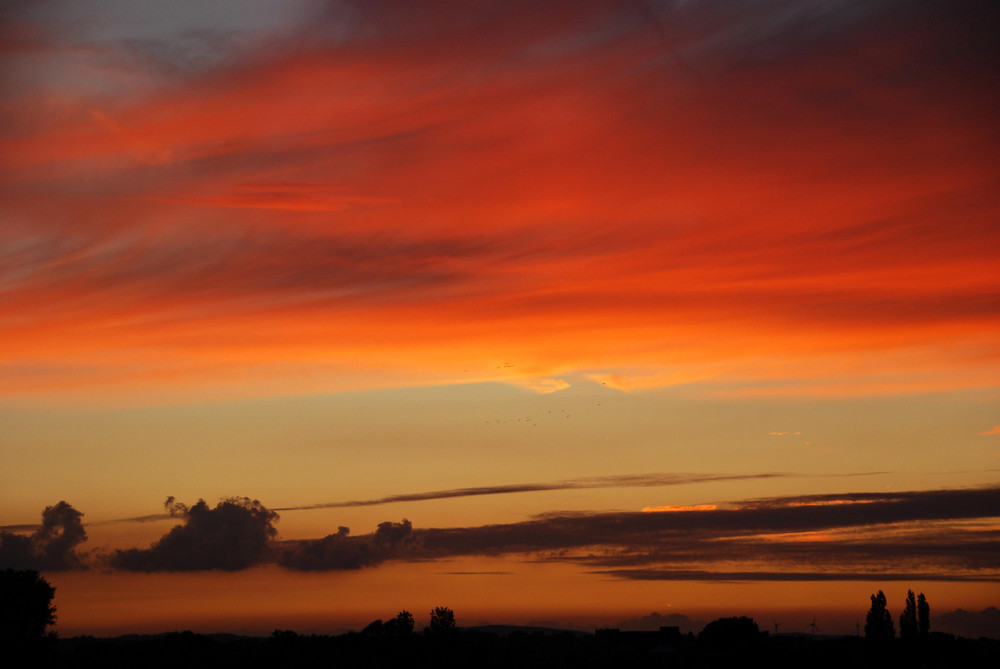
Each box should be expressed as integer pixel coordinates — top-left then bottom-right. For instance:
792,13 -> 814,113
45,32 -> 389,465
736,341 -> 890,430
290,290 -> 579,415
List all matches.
478,361 -> 608,427
486,406 -> 612,427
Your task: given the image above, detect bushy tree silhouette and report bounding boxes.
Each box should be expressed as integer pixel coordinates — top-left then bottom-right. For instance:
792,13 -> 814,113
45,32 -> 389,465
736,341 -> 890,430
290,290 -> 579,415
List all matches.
383,610 -> 414,636
361,619 -> 384,637
865,590 -> 894,641
0,569 -> 56,642
699,616 -> 761,649
427,606 -> 456,636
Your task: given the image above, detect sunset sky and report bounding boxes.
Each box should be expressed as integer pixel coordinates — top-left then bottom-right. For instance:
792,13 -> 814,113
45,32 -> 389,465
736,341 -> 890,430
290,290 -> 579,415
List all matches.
1,0 -> 998,638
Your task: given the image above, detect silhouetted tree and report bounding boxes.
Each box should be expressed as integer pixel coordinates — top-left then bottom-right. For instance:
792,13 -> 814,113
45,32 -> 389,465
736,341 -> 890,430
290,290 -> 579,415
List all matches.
917,593 -> 929,638
361,619 -> 384,637
0,569 -> 56,642
900,589 -> 918,640
398,609 -> 414,635
699,616 -> 761,648
269,628 -> 299,653
384,610 -> 414,636
865,590 -> 894,641
427,606 -> 456,636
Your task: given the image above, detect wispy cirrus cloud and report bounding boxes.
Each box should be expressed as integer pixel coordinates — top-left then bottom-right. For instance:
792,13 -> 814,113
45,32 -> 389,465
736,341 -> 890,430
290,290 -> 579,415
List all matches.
272,471 -> 796,512
1,1 -> 998,400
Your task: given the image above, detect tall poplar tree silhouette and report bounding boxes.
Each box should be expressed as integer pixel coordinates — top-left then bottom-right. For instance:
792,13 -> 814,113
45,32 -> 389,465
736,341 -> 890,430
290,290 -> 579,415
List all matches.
865,590 -> 894,641
900,590 -> 918,640
917,593 -> 930,638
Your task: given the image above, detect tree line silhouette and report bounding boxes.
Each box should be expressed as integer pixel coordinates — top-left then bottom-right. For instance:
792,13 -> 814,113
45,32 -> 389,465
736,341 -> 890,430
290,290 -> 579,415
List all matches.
356,607 -> 456,638
865,589 -> 930,642
2,569 -> 997,668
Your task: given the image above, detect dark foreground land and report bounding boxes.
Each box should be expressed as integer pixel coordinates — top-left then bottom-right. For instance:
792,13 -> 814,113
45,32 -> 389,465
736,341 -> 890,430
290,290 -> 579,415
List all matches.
15,628 -> 1000,668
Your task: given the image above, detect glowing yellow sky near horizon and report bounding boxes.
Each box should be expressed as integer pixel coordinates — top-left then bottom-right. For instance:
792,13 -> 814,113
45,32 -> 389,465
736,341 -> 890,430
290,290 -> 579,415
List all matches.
3,383 -> 998,528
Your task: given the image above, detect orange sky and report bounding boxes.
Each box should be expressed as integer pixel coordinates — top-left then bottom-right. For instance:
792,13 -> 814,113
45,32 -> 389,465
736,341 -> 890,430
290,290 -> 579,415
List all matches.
1,0 -> 998,638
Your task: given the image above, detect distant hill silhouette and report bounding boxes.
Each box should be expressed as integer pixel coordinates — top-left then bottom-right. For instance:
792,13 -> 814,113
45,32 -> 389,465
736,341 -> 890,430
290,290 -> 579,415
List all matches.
616,611 -> 706,634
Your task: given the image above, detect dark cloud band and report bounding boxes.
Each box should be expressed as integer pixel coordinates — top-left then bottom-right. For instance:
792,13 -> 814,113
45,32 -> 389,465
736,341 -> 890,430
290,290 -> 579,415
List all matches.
5,486 -> 996,582
594,570 -> 1000,583
271,471 -> 889,512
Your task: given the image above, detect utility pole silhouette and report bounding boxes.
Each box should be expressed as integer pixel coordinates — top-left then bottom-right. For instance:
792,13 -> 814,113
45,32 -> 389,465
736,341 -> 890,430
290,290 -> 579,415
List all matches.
808,617 -> 819,637
772,619 -> 782,636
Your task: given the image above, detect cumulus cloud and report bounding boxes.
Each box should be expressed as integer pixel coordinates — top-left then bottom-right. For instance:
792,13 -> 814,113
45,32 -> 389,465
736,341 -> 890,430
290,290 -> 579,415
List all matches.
278,520 -> 413,571
109,497 -> 278,572
0,501 -> 87,571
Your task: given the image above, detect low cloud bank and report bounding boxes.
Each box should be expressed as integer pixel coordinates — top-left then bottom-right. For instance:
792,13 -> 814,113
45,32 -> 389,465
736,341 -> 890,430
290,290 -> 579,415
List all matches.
278,520 -> 413,570
413,486 -> 999,558
277,485 -> 999,579
3,486 -> 997,583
